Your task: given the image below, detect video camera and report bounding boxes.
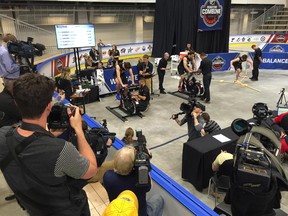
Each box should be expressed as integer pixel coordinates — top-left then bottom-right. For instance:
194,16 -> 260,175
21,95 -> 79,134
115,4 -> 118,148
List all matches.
229,118 -> 288,215
252,102 -> 273,125
8,37 -> 46,58
134,130 -> 151,187
171,98 -> 205,119
7,37 -> 46,73
71,120 -> 116,167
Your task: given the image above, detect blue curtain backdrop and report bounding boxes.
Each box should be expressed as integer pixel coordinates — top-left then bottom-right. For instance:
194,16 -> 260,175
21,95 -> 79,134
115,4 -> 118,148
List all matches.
152,0 -> 231,56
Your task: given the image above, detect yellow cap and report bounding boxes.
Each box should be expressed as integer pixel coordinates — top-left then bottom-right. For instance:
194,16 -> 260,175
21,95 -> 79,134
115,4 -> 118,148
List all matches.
102,190 -> 138,216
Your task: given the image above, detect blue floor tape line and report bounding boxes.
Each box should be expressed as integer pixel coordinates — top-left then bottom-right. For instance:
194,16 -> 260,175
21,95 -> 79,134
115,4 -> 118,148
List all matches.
150,134 -> 187,150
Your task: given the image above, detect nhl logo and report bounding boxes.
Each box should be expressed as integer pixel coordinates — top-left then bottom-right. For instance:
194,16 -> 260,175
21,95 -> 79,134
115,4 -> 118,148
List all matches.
212,56 -> 225,70
200,0 -> 223,27
276,35 -> 285,43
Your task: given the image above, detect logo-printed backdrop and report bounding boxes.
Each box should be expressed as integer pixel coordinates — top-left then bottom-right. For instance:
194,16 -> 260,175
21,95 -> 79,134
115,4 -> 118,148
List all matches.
198,0 -> 224,31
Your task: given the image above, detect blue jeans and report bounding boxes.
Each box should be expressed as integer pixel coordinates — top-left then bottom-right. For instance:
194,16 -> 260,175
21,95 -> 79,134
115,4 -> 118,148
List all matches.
147,194 -> 164,216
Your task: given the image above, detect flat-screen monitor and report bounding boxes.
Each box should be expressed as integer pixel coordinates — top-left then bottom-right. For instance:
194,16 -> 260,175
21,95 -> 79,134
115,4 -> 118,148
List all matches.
277,106 -> 288,115
55,24 -> 96,49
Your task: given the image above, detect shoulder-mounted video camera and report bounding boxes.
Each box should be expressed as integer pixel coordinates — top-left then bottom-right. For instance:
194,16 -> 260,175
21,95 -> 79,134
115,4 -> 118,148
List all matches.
7,37 -> 46,73
171,98 -> 205,119
70,121 -> 116,167
7,37 -> 46,58
134,130 -> 151,187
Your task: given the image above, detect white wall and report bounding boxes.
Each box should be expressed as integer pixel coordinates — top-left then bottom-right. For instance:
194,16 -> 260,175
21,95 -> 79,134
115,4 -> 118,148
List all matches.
143,22 -> 154,42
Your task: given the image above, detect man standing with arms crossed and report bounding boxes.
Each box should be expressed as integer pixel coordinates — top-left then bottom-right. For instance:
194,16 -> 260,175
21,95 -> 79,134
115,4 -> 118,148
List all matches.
157,52 -> 170,94
250,44 -> 262,81
198,53 -> 212,103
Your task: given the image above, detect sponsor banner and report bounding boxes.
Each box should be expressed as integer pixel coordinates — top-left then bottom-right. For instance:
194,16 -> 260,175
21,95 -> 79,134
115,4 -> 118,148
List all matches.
270,34 -> 288,43
262,44 -> 288,53
198,0 -> 224,31
229,34 -> 271,44
37,42 -> 152,77
206,52 -> 239,72
100,66 -> 139,94
100,42 -> 153,60
249,52 -> 288,70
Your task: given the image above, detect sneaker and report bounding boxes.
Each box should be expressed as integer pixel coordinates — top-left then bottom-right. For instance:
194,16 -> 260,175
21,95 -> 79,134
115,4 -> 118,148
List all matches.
116,93 -> 121,100
249,77 -> 254,80
160,91 -> 167,94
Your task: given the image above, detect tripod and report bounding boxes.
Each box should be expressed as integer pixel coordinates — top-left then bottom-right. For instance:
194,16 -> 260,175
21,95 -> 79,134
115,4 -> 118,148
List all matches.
277,88 -> 288,107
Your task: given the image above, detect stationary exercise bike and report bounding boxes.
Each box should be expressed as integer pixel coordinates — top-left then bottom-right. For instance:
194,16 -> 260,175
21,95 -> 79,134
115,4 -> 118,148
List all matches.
182,73 -> 204,98
119,86 -> 137,115
106,85 -> 144,122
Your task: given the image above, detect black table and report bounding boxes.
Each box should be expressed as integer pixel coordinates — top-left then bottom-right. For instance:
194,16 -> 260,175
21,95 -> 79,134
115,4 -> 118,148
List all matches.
182,127 -> 239,191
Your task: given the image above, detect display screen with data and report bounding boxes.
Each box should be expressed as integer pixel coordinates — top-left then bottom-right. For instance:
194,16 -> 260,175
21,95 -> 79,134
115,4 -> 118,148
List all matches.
55,24 -> 96,49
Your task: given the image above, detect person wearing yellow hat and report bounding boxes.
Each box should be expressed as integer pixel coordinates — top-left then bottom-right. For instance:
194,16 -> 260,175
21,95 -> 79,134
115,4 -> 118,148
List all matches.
102,190 -> 138,216
103,146 -> 164,216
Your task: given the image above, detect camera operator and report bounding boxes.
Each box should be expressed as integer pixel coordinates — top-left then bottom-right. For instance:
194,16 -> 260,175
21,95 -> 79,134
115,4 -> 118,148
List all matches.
0,73 -> 97,215
0,78 -> 21,128
132,77 -> 150,113
177,51 -> 196,92
173,102 -> 205,141
0,33 -> 20,80
103,146 -> 164,216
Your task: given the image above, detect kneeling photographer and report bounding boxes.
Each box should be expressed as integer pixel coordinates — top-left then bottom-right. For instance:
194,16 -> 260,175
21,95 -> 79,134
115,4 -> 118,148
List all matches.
103,131 -> 164,216
0,73 -> 97,216
172,99 -> 205,141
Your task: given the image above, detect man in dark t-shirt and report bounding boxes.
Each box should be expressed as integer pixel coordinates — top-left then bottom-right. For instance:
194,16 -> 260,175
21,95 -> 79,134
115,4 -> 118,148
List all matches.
133,78 -> 150,113
157,52 -> 170,94
198,53 -> 212,103
250,44 -> 262,81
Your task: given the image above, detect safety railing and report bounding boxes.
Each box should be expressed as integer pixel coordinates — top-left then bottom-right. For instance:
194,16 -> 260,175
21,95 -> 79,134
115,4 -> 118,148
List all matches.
250,5 -> 284,34
0,14 -> 62,55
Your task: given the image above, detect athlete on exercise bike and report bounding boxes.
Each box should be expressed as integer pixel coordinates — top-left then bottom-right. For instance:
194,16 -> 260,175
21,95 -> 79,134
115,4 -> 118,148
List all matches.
114,61 -> 135,100
177,51 -> 196,92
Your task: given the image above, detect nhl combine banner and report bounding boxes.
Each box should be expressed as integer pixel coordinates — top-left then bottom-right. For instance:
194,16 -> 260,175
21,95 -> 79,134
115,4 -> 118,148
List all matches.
198,0 -> 224,31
